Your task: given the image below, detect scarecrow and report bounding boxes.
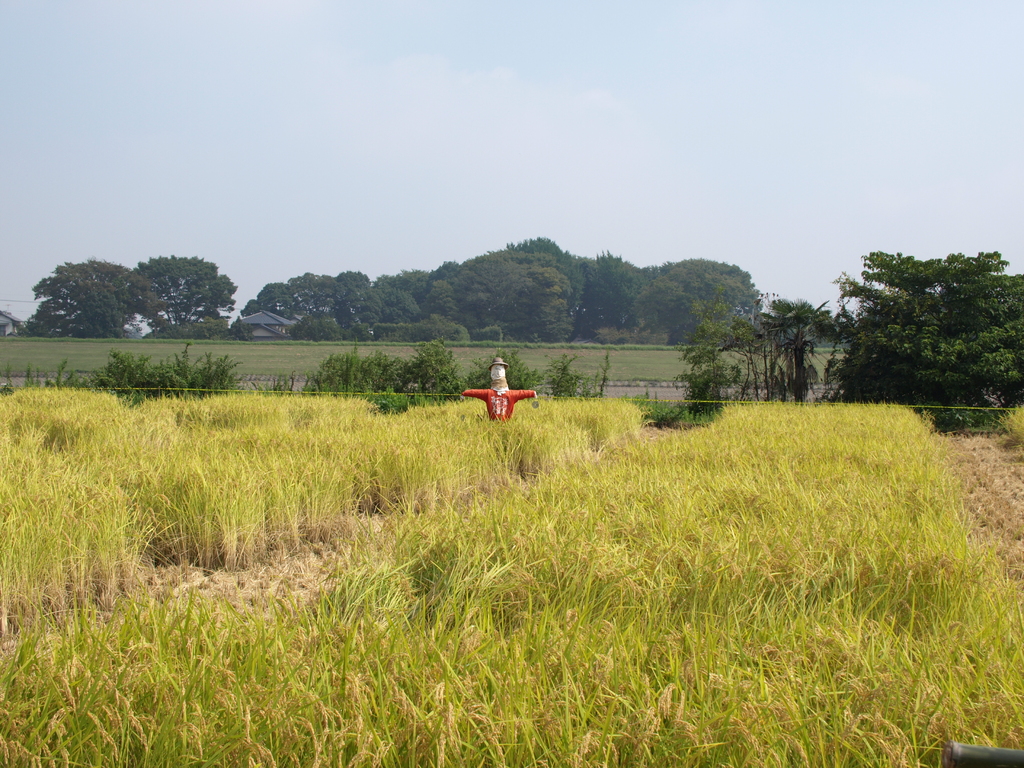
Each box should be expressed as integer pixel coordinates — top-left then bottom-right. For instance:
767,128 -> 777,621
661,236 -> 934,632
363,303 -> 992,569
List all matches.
462,357 -> 537,421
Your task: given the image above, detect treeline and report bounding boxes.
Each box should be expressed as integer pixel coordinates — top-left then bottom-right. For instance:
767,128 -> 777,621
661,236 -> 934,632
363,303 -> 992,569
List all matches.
243,238 -> 757,344
22,239 -> 758,345
16,249 -> 1024,420
20,243 -> 1024,415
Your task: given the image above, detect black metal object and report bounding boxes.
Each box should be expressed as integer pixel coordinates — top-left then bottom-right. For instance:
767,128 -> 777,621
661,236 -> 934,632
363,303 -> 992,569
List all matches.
943,741 -> 1024,768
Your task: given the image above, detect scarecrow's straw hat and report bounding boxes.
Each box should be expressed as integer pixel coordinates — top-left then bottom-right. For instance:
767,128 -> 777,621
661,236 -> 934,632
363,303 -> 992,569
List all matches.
488,357 -> 507,371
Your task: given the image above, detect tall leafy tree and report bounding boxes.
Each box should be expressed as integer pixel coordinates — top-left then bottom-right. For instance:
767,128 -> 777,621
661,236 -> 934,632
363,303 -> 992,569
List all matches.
832,251 -> 1024,407
287,273 -> 339,316
241,273 -> 339,319
429,260 -> 462,284
241,282 -> 293,317
27,259 -> 161,338
507,237 -> 586,323
334,271 -> 380,328
136,255 -> 237,326
421,280 -> 459,319
372,275 -> 421,324
379,270 -> 432,308
634,259 -> 758,344
454,251 -> 573,341
574,252 -> 646,338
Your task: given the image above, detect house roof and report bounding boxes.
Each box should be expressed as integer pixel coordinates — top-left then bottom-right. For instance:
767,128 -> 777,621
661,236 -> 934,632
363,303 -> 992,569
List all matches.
251,324 -> 291,338
240,311 -> 296,326
0,310 -> 23,324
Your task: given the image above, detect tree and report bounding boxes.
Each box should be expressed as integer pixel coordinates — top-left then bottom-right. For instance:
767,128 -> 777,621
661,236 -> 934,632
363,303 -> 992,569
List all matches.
402,339 -> 464,395
831,251 -> 1024,407
676,291 -> 742,414
378,270 -> 432,308
334,271 -> 381,328
287,273 -> 340,317
634,260 -> 758,344
241,273 -> 341,320
27,259 -> 161,338
136,255 -> 237,326
507,237 -> 586,325
371,275 -> 421,324
761,298 -> 832,402
421,280 -> 459,320
289,315 -> 344,341
241,282 -> 293,318
574,252 -> 646,339
429,260 -> 462,284
727,296 -> 784,402
454,251 -> 573,341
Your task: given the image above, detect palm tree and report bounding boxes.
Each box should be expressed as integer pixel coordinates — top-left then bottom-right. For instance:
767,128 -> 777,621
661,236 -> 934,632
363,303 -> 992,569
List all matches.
761,299 -> 832,402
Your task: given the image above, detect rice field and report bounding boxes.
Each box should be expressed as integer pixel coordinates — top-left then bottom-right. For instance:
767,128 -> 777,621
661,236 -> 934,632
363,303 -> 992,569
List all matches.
1,391 -> 1023,766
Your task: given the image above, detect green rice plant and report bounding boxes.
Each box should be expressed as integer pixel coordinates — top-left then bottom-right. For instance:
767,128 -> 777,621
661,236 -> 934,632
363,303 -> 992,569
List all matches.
916,405 -> 1009,433
629,396 -> 719,428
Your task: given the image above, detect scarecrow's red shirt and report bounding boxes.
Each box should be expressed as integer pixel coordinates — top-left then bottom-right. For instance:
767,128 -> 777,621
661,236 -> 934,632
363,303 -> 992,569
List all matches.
462,389 -> 536,421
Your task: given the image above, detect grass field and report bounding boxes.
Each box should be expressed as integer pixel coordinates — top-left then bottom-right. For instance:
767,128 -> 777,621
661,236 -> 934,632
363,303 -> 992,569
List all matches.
2,391 -> 1023,765
0,337 -> 690,382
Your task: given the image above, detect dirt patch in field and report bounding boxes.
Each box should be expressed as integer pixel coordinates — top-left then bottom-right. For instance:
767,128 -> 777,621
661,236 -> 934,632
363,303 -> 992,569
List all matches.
135,429 -> 679,611
137,516 -> 389,612
945,433 -> 1024,580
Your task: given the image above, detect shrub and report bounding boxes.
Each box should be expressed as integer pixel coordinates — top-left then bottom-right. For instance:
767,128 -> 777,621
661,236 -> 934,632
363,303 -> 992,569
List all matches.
629,396 -> 719,428
303,349 -> 364,393
304,349 -> 405,395
147,318 -> 232,340
402,339 -> 463,395
91,345 -> 240,402
472,325 -> 504,342
288,316 -> 344,341
372,316 -> 470,343
917,406 -> 1009,433
230,316 -> 254,340
676,292 -> 740,415
544,352 -> 610,398
304,341 -> 461,407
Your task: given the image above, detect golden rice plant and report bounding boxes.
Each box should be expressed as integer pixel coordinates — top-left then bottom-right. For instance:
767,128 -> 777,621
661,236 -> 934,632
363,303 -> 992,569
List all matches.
1004,407 -> 1024,447
0,390 -> 641,623
0,390 -> 145,633
5,403 -> 1024,766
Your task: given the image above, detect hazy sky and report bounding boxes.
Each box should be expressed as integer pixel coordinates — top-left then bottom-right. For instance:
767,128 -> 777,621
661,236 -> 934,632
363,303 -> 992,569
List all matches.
2,1 -> 1022,319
